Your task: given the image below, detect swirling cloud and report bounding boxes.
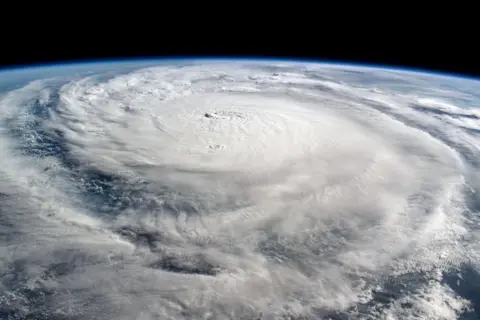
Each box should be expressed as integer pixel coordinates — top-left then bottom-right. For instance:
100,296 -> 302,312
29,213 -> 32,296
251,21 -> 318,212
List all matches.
0,60 -> 479,319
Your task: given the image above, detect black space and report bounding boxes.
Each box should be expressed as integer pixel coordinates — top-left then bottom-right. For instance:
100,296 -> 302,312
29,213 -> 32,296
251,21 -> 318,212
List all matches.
0,24 -> 478,78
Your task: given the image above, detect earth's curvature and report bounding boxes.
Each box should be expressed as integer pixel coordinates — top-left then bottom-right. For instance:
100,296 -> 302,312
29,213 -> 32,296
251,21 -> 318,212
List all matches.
1,59 -> 480,320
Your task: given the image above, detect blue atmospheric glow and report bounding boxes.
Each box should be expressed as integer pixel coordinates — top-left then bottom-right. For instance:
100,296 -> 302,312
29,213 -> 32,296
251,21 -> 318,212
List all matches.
1,56 -> 478,83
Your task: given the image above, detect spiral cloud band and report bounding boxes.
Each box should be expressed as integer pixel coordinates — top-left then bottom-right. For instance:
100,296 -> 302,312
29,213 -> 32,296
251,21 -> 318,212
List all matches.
1,60 -> 480,319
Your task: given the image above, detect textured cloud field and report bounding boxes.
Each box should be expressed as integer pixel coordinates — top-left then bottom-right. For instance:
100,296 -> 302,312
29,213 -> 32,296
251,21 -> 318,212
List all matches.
1,60 -> 480,319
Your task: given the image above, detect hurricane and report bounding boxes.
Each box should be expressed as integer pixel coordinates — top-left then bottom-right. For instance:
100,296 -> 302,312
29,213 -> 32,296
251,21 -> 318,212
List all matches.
1,59 -> 480,320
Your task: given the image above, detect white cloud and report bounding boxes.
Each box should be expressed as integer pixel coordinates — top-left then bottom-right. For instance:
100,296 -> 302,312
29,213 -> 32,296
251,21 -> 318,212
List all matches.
0,61 -> 479,319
